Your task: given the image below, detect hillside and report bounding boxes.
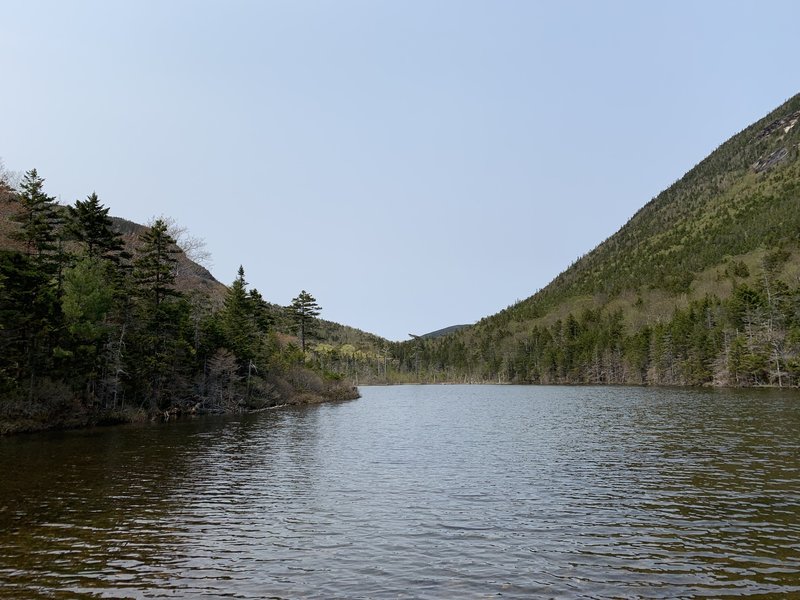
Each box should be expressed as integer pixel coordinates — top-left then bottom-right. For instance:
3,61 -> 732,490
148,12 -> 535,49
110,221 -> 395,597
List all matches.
0,199 -> 227,300
393,93 -> 800,387
109,217 -> 227,300
0,191 -> 386,360
417,325 -> 472,340
0,171 -> 390,433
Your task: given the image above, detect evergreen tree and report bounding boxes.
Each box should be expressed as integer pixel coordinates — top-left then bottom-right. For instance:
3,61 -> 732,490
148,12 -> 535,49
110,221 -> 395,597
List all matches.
67,193 -> 126,261
131,219 -> 184,410
0,251 -> 55,396
248,288 -> 273,333
62,257 -> 114,342
11,169 -> 61,263
2,170 -> 67,398
133,219 -> 179,309
219,266 -> 258,365
60,256 -> 116,399
288,290 -> 321,352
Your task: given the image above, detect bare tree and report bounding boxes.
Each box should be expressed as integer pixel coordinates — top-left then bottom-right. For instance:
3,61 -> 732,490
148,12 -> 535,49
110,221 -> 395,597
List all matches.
148,214 -> 213,270
0,158 -> 21,191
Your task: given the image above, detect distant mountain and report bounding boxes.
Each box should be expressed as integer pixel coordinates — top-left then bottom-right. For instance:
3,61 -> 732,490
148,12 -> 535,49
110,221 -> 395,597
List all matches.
395,93 -> 800,387
415,325 -> 471,340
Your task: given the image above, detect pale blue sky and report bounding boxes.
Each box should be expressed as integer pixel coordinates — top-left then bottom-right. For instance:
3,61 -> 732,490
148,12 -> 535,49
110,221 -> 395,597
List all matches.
2,1 -> 798,340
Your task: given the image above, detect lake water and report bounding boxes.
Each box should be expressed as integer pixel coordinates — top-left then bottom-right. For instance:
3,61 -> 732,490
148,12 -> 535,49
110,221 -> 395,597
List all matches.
1,385 -> 799,599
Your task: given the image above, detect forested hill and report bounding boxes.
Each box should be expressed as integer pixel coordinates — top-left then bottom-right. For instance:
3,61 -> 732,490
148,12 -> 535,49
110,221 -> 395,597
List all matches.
108,216 -> 226,299
0,172 -> 391,433
390,93 -> 800,387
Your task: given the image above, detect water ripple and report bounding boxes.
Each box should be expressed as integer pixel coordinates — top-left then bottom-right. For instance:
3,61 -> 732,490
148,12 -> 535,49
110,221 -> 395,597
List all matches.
1,385 -> 799,598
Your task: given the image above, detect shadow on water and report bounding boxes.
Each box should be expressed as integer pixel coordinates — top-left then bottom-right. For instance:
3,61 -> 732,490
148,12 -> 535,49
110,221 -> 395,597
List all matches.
0,408 -> 325,599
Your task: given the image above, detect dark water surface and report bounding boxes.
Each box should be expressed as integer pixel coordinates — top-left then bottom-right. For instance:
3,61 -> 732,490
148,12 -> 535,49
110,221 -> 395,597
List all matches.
1,385 -> 799,599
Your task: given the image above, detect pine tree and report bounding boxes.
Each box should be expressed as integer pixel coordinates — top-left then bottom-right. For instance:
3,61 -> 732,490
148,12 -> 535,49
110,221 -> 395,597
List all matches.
248,288 -> 273,333
219,266 -> 258,365
60,256 -> 116,399
131,219 -> 184,410
3,170 -> 66,398
0,251 -> 54,396
11,169 -> 61,263
133,219 -> 179,309
288,290 -> 321,353
67,193 -> 126,261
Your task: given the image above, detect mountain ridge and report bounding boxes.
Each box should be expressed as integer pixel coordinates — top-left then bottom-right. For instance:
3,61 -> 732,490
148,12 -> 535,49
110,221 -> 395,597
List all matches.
390,93 -> 800,386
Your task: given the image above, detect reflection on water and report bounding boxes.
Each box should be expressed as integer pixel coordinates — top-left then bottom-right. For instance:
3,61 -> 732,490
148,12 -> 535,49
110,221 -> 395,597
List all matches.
1,385 -> 799,598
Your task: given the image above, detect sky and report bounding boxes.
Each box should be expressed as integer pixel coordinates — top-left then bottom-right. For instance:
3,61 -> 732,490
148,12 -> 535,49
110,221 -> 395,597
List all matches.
2,1 -> 799,341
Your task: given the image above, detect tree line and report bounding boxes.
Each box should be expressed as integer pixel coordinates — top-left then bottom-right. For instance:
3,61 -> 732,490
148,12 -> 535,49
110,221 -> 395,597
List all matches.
0,169 -> 355,433
384,95 -> 800,387
388,249 -> 800,387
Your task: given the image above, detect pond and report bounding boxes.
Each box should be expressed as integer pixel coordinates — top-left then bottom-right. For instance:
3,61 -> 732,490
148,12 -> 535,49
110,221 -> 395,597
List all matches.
1,385 -> 799,598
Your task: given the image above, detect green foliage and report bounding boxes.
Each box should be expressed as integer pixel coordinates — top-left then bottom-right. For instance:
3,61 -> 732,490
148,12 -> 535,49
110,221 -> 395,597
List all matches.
762,248 -> 790,277
399,279 -> 800,387
391,94 -> 800,387
729,260 -> 750,278
0,250 -> 57,392
62,257 -> 114,341
66,193 -> 126,261
133,219 -> 179,309
219,266 -> 257,361
0,170 -> 364,431
11,169 -> 61,262
7,89 -> 800,429
216,265 -> 274,376
288,290 -> 321,352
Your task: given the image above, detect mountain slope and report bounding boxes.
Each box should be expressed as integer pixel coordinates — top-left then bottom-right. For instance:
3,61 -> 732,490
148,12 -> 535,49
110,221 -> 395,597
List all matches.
517,94 -> 800,317
395,93 -> 800,386
0,195 -> 387,358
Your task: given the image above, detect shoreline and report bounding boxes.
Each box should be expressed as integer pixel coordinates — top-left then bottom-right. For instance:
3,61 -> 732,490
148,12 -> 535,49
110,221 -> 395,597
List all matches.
0,383 -> 360,436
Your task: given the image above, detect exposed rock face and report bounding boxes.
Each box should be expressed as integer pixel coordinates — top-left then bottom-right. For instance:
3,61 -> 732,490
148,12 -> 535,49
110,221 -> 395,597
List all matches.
750,109 -> 800,173
752,146 -> 790,173
754,109 -> 800,141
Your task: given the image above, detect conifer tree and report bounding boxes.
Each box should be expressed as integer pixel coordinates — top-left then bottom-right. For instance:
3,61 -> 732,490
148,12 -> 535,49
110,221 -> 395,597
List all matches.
288,290 -> 321,352
60,256 -> 116,398
3,170 -> 66,397
67,193 -> 126,261
131,219 -> 184,410
248,288 -> 273,333
0,251 -> 54,396
220,266 -> 258,365
133,219 -> 179,309
11,169 -> 61,263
